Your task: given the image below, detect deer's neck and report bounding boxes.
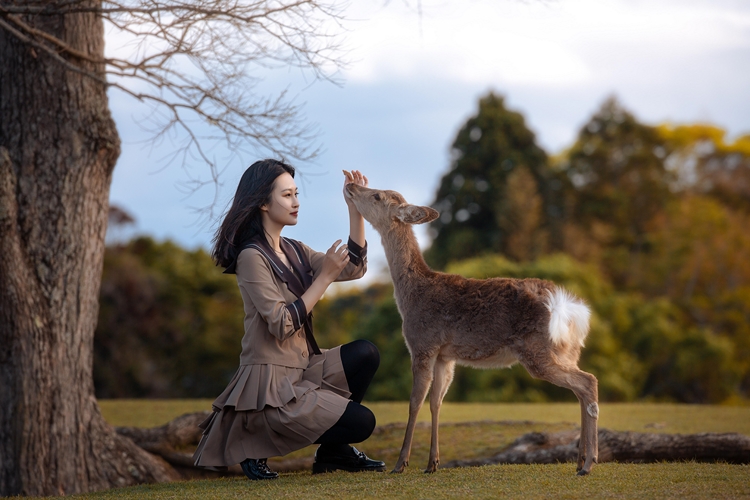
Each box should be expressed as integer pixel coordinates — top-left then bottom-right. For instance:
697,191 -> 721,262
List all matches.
379,224 -> 433,288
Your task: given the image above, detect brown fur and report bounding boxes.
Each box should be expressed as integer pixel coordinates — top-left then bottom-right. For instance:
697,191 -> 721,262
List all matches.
345,183 -> 599,475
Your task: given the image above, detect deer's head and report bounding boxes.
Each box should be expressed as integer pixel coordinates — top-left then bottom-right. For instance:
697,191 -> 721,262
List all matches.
345,181 -> 439,233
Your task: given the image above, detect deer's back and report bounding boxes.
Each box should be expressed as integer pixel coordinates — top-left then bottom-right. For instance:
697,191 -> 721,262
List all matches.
397,272 -> 554,357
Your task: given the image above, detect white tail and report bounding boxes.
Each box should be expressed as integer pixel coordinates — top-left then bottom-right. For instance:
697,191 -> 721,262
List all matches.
545,288 -> 591,347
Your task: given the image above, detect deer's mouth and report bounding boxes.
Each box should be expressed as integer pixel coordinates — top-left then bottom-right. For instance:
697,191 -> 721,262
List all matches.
344,183 -> 356,198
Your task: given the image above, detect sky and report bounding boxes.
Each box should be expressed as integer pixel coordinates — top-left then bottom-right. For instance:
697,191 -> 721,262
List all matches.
106,0 -> 750,287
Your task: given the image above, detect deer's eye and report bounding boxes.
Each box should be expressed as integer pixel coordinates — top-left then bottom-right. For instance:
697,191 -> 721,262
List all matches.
373,193 -> 381,201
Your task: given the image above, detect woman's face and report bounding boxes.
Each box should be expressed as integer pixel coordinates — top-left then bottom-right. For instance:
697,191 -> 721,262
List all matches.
261,172 -> 299,228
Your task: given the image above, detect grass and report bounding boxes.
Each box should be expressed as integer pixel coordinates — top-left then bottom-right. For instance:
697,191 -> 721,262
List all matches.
79,463 -> 750,500
80,400 -> 750,500
100,399 -> 750,434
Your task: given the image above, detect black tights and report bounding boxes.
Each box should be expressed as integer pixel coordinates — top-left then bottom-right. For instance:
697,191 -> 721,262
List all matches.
315,340 -> 379,448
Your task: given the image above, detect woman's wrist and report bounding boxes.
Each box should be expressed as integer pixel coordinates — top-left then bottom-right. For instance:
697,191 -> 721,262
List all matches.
346,201 -> 359,214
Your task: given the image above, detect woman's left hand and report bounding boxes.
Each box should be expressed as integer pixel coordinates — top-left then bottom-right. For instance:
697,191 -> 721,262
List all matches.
343,170 -> 368,209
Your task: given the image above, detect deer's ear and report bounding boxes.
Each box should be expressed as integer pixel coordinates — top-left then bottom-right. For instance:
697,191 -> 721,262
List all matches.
395,204 -> 439,224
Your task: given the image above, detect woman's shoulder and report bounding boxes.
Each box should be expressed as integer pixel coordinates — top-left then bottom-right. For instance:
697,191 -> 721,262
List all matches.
236,245 -> 273,271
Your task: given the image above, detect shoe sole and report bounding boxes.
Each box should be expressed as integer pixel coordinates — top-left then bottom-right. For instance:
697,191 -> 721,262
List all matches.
312,462 -> 386,474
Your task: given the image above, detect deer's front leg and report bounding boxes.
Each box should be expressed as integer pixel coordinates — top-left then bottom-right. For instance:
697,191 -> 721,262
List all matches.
425,357 -> 455,473
392,355 -> 435,473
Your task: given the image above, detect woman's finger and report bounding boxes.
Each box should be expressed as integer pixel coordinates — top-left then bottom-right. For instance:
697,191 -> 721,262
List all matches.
329,239 -> 343,252
353,170 -> 366,186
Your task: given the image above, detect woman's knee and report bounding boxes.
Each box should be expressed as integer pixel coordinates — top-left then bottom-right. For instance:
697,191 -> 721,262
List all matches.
317,402 -> 376,445
342,339 -> 380,372
352,405 -> 376,442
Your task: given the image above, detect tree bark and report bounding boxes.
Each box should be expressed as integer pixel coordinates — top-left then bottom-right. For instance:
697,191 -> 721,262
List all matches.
0,2 -> 177,495
444,428 -> 750,469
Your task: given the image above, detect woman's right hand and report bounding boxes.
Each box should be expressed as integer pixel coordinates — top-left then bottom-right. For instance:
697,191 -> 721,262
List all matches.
320,239 -> 350,283
300,240 -> 352,313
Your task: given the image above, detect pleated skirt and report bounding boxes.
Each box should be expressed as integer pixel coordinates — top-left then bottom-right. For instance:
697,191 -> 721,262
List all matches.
193,346 -> 351,467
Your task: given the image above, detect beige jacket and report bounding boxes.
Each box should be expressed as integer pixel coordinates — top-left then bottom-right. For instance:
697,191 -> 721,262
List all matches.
235,237 -> 367,368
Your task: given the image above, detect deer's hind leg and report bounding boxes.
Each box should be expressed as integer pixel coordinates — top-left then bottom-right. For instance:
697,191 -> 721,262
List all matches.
520,352 -> 599,475
425,357 -> 456,473
393,352 -> 436,473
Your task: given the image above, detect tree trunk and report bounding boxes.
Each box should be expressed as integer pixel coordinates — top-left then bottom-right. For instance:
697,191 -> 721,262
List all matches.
0,2 -> 177,495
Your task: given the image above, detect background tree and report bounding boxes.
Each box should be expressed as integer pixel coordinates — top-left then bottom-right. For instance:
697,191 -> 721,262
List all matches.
95,237 -> 245,399
497,165 -> 548,261
559,97 -> 675,287
0,0 -> 345,495
658,124 -> 750,211
424,92 -> 562,268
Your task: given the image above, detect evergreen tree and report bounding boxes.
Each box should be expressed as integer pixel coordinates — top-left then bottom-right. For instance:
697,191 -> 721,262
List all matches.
425,93 -> 562,268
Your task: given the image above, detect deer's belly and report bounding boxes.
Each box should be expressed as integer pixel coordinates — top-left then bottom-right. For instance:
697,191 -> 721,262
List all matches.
444,346 -> 519,369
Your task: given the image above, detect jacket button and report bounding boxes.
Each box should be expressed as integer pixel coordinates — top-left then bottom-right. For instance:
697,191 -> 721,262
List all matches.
302,351 -> 307,358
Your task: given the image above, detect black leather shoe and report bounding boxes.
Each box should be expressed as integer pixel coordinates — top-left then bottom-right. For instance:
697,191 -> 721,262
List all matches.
312,445 -> 386,474
240,458 -> 279,480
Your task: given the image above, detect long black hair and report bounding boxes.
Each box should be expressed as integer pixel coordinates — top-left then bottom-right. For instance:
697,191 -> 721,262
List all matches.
212,159 -> 295,268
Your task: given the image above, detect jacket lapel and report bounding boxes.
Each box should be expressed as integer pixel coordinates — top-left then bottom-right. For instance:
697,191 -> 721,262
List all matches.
280,237 -> 313,292
246,237 -> 307,299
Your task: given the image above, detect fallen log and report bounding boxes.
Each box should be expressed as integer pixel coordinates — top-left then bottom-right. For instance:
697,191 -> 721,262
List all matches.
115,411 -> 209,463
114,411 -> 228,478
443,428 -> 750,469
115,411 -> 318,476
115,413 -> 750,476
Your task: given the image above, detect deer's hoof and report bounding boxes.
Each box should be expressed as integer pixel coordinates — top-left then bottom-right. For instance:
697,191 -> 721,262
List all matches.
390,463 -> 406,474
576,463 -> 594,476
577,457 -> 596,476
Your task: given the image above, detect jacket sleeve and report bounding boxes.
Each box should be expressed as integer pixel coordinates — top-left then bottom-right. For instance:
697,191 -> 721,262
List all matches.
236,249 -> 307,341
304,237 -> 368,282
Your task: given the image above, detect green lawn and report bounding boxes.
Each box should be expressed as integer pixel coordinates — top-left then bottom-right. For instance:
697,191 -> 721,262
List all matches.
81,401 -> 750,500
100,399 -> 750,434
82,463 -> 750,500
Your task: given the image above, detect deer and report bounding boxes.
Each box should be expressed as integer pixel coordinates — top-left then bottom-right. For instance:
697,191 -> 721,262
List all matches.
343,175 -> 599,476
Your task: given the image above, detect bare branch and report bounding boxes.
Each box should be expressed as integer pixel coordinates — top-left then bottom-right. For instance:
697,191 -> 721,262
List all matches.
0,0 -> 350,199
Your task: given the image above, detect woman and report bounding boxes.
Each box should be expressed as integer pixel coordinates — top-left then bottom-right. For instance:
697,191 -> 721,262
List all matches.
193,159 -> 384,480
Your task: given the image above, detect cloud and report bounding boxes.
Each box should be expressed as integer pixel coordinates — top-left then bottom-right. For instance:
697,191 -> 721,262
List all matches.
342,0 -> 750,89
